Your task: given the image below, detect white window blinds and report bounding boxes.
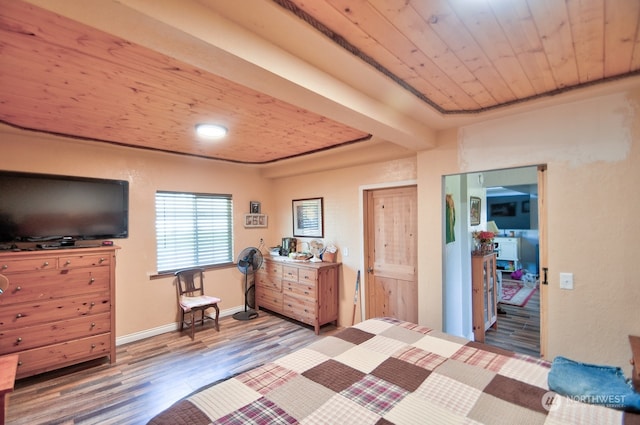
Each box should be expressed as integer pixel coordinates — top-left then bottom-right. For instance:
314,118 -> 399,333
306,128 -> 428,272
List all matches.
155,191 -> 233,273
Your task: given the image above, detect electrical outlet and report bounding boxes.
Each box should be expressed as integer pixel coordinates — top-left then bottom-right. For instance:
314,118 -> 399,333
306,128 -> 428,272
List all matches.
559,272 -> 574,290
343,247 -> 349,257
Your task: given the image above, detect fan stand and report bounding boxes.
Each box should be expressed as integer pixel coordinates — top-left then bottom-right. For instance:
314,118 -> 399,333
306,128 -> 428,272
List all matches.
233,271 -> 258,321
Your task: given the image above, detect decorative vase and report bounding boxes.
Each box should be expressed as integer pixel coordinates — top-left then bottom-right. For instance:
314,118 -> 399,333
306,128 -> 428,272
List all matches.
480,241 -> 493,254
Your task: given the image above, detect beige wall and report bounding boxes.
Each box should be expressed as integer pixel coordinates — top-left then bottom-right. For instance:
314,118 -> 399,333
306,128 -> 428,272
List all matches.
419,89 -> 640,372
269,157 -> 417,329
0,126 -> 276,339
2,87 -> 639,372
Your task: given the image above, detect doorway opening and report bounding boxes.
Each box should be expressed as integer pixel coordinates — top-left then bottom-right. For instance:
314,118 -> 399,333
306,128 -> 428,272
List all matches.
443,166 -> 543,357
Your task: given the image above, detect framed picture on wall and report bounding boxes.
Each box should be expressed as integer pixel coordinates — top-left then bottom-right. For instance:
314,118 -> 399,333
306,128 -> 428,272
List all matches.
244,213 -> 267,228
250,201 -> 261,214
292,197 -> 324,237
470,196 -> 481,225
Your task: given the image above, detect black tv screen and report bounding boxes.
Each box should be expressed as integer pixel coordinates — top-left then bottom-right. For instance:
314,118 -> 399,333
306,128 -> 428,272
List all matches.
0,171 -> 129,243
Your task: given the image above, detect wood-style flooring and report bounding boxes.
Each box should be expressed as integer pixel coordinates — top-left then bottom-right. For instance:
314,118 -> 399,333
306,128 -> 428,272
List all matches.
485,283 -> 541,357
6,312 -> 338,425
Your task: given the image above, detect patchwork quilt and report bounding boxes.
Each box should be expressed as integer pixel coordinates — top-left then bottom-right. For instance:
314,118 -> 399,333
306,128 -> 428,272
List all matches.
148,318 -> 638,424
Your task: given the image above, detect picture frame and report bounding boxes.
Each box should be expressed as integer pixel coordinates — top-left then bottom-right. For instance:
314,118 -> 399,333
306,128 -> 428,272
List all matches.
490,201 -> 517,217
249,201 -> 261,214
244,213 -> 267,228
470,196 -> 481,226
292,197 -> 323,238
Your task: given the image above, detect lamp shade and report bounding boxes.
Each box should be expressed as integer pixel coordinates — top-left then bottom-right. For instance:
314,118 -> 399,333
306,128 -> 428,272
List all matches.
487,220 -> 500,234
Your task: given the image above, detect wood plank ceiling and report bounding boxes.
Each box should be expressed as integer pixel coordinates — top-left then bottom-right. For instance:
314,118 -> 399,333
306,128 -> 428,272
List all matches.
278,0 -> 640,113
0,0 -> 371,164
1,0 -> 640,163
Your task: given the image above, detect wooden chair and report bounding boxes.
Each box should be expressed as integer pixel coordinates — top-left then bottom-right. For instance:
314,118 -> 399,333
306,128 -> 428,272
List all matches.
175,268 -> 220,340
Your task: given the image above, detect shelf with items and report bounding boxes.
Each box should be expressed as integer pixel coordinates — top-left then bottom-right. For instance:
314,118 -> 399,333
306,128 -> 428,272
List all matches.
471,253 -> 498,343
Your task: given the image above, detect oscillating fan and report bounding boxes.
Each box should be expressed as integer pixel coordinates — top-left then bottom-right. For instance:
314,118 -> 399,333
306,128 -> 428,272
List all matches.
233,247 -> 263,321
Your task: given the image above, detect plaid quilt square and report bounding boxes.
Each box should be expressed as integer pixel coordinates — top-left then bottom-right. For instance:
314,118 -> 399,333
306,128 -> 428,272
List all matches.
341,374 -> 409,415
335,327 -> 376,345
451,344 -> 511,372
393,346 -> 447,371
237,363 -> 297,395
214,397 -> 296,425
371,357 -> 431,392
303,359 -> 366,392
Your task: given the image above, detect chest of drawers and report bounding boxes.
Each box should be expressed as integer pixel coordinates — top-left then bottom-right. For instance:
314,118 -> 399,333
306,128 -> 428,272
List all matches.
0,246 -> 117,379
255,258 -> 339,334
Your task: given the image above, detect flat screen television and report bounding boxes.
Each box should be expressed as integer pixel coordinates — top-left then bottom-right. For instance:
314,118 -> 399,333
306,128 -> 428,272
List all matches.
0,171 -> 129,245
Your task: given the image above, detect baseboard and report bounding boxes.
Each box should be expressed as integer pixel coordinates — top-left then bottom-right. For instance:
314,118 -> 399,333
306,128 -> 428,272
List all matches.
115,305 -> 245,346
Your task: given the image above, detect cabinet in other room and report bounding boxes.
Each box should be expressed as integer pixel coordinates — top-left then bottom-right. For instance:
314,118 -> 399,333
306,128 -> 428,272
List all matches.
471,253 -> 498,343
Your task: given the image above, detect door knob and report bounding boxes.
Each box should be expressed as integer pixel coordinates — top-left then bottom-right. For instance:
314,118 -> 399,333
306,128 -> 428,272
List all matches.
367,267 -> 374,273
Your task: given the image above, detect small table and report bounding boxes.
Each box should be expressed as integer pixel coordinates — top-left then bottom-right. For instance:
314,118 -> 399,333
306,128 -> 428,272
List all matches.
0,354 -> 19,425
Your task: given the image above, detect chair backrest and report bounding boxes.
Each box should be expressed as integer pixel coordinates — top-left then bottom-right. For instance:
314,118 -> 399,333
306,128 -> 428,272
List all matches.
175,268 -> 205,297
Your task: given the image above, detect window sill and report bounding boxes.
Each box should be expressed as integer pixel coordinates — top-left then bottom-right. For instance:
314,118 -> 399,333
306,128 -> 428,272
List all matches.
149,262 -> 235,280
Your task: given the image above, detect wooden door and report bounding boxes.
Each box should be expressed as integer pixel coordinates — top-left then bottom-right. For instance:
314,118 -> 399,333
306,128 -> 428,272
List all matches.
364,186 -> 418,323
538,165 -> 548,358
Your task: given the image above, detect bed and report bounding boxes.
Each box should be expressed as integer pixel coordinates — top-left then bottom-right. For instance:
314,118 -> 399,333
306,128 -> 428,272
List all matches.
148,317 -> 639,424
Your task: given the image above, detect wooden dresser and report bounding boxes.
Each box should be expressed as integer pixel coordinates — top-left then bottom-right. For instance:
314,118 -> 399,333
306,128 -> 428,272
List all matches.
471,253 -> 498,343
255,257 -> 339,334
0,246 -> 117,379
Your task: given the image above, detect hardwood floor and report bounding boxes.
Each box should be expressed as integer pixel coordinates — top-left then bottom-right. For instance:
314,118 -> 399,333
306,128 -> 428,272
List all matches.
484,284 -> 541,357
6,312 -> 338,425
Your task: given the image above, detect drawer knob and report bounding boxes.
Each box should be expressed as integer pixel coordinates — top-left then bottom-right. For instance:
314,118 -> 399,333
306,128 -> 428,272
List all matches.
90,302 -> 95,307
43,261 -> 49,267
65,260 -> 71,266
16,286 -> 22,291
1,265 -> 7,270
16,313 -> 23,319
90,322 -> 96,328
89,277 -> 96,284
16,337 -> 22,344
91,344 -> 96,349
17,361 -> 22,367
99,257 -> 105,263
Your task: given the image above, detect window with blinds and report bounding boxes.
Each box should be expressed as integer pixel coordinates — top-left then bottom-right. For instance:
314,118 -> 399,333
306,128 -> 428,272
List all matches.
155,191 -> 233,273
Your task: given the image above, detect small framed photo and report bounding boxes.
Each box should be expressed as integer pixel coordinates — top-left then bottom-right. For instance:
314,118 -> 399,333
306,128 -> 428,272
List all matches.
470,196 -> 481,226
244,213 -> 267,228
250,201 -> 261,214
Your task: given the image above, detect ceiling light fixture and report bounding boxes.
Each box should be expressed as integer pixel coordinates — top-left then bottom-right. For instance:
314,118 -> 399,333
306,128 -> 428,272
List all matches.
195,123 -> 228,139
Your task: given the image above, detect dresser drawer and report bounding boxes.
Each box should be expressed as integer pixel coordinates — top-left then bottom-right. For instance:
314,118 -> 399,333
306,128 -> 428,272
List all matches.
0,257 -> 57,273
259,261 -> 282,277
0,267 -> 110,305
0,293 -> 111,331
284,281 -> 315,299
282,266 -> 298,282
255,273 -> 282,292
59,254 -> 110,269
0,313 -> 111,354
256,286 -> 283,312
14,333 -> 111,379
283,294 -> 315,324
297,268 -> 317,285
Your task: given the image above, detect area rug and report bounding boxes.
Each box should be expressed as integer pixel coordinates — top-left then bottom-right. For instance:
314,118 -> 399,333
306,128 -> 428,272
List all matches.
499,281 -> 537,307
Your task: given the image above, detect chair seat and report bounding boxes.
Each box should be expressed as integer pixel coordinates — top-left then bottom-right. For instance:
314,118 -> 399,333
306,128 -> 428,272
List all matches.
180,295 -> 221,311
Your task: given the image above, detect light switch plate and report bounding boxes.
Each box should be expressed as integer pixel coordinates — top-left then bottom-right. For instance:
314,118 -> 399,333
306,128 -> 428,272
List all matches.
559,272 -> 574,290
